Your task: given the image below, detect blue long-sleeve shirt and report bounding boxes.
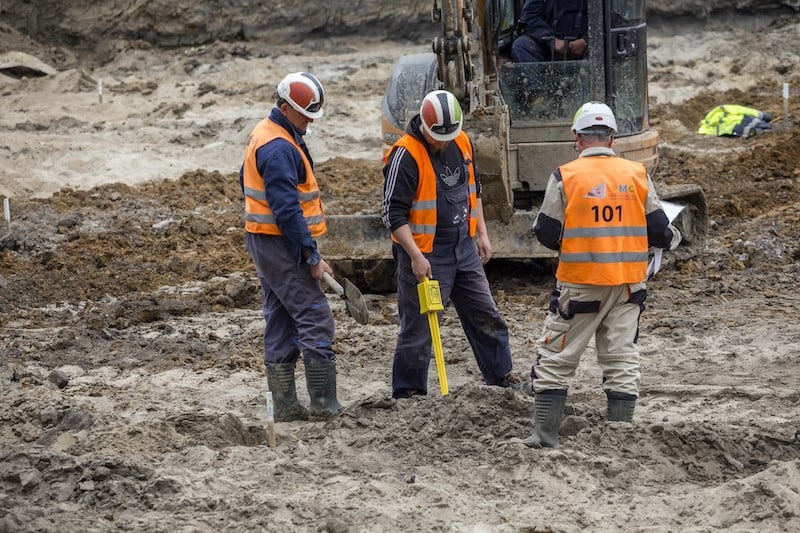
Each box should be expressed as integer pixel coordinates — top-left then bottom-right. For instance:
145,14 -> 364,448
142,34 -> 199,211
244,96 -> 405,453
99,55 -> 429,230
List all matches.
519,0 -> 587,42
239,108 -> 320,265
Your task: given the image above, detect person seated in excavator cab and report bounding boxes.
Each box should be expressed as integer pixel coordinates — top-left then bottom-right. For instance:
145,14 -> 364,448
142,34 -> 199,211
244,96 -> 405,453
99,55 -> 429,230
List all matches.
511,0 -> 588,63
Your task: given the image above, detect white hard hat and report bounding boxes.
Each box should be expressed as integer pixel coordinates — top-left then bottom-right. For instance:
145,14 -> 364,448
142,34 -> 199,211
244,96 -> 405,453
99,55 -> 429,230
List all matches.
277,72 -> 325,119
420,90 -> 463,142
572,101 -> 617,134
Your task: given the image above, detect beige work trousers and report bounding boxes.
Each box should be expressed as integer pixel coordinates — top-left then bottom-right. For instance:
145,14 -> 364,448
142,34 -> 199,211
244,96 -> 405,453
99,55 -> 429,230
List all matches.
532,281 -> 646,397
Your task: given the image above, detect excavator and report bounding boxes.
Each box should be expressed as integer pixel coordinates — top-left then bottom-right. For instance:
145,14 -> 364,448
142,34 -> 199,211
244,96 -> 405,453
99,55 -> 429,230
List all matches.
320,0 -> 707,291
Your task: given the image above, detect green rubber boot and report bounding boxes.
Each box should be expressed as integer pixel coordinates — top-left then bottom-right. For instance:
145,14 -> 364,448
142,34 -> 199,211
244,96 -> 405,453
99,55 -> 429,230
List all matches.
266,363 -> 309,422
520,389 -> 567,448
305,361 -> 343,419
606,390 -> 636,422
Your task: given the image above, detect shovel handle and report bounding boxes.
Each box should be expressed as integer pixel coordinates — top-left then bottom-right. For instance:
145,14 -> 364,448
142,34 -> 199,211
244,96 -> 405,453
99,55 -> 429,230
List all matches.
322,272 -> 344,297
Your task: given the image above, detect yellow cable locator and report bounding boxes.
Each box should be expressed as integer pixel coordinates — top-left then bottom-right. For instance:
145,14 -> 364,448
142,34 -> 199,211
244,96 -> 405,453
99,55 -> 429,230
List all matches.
417,276 -> 448,396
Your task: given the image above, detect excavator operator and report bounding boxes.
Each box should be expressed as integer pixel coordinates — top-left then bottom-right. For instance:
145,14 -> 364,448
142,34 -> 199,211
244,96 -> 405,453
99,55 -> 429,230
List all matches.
511,0 -> 588,62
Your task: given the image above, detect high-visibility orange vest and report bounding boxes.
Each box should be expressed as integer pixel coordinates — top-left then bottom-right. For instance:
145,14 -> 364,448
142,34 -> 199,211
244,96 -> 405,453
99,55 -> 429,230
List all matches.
556,155 -> 649,285
242,118 -> 326,237
385,132 -> 478,253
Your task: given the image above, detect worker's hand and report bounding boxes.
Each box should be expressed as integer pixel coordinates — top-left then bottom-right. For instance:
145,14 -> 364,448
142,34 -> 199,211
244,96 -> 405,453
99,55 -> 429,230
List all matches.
476,233 -> 492,265
309,258 -> 333,281
568,38 -> 587,58
411,254 -> 432,283
553,38 -> 567,54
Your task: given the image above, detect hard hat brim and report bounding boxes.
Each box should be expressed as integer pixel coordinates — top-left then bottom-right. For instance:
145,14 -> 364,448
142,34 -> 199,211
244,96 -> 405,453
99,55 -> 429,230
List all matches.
574,126 -> 614,135
293,104 -> 323,120
421,120 -> 461,142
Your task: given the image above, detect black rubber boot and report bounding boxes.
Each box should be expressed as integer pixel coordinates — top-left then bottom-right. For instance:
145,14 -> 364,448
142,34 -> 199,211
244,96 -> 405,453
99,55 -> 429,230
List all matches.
266,363 -> 309,422
305,361 -> 343,419
521,389 -> 567,448
606,390 -> 636,422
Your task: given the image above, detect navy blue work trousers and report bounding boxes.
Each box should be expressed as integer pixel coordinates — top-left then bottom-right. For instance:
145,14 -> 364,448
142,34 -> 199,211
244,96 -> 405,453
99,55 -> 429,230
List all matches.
391,225 -> 512,396
246,232 -> 335,366
511,35 -> 552,62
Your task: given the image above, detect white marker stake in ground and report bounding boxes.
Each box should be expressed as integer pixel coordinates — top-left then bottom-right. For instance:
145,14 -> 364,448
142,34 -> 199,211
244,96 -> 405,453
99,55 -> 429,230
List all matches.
783,83 -> 790,125
3,197 -> 9,232
266,390 -> 276,448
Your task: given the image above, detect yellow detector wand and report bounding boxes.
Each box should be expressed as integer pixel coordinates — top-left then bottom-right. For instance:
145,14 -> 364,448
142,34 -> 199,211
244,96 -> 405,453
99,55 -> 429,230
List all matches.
417,276 -> 448,396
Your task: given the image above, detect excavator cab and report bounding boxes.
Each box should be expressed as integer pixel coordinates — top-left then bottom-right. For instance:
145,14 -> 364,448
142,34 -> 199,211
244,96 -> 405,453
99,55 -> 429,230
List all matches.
497,0 -> 659,207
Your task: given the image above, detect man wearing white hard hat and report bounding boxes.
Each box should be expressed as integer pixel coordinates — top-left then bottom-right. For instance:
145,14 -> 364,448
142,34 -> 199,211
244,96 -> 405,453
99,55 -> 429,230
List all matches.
522,101 -> 682,447
240,71 -> 343,422
381,89 -> 520,399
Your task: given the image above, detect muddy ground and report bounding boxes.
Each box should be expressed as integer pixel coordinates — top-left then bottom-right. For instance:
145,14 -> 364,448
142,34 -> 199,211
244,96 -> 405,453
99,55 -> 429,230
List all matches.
1,2 -> 800,532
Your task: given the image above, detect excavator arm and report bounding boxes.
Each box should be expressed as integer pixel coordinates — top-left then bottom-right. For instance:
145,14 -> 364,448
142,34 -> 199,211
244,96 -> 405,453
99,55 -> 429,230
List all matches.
432,0 -> 473,100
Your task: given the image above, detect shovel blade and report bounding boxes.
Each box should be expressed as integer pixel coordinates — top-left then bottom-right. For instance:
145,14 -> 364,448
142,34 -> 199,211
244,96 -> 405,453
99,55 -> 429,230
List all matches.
342,277 -> 370,325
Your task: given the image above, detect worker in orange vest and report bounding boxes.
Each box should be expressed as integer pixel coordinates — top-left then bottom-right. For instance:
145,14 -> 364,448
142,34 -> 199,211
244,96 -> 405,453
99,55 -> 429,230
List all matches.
381,90 -> 519,399
525,101 -> 682,447
241,72 -> 342,422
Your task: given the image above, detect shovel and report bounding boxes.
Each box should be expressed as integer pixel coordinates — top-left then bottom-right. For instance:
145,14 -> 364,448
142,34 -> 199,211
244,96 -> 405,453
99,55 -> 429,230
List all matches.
322,272 -> 370,325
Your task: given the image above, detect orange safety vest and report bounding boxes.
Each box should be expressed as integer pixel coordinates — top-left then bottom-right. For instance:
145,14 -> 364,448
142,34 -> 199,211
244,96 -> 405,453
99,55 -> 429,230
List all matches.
556,155 -> 649,285
241,117 -> 326,237
385,132 -> 478,253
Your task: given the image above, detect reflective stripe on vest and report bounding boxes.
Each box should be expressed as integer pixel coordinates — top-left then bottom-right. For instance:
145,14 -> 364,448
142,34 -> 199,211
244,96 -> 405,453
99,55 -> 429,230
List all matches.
242,117 -> 326,237
557,156 -> 649,285
385,132 -> 478,253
